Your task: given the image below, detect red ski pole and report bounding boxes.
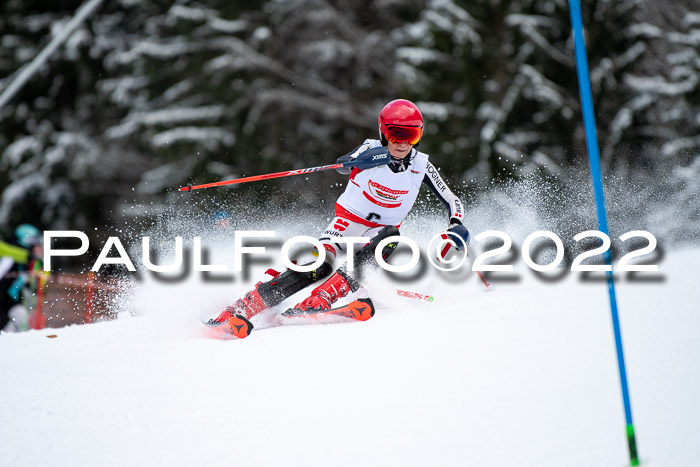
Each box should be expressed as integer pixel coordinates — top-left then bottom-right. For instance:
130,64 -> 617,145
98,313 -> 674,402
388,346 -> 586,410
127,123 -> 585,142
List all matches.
179,162 -> 346,192
439,233 -> 490,289
178,150 -> 392,192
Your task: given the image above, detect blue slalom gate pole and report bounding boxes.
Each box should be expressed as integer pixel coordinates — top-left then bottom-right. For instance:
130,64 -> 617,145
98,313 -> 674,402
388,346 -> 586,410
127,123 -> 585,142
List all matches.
568,1 -> 640,465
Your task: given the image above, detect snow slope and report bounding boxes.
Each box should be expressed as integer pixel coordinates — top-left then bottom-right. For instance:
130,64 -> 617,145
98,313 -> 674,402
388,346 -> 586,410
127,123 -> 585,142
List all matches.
1,247 -> 699,467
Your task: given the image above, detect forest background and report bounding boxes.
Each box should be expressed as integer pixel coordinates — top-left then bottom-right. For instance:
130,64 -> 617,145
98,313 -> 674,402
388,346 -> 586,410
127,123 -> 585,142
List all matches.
1,0 -> 698,265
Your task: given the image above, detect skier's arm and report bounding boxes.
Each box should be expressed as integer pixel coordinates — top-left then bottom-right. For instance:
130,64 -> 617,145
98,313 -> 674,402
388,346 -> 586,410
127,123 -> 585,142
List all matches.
335,144 -> 364,173
423,162 -> 465,227
0,257 -> 16,280
423,164 -> 470,248
335,143 -> 389,175
0,240 -> 29,265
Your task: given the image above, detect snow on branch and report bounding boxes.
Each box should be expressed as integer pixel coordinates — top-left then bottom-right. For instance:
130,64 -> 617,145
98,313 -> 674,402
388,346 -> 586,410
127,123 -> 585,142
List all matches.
626,21 -> 700,47
297,40 -> 354,67
206,37 -> 344,99
0,0 -> 106,109
493,141 -> 523,162
98,76 -> 149,104
168,5 -> 215,22
136,159 -> 200,195
0,173 -> 46,225
514,23 -> 573,67
1,136 -> 42,170
106,105 -> 227,139
666,30 -> 700,47
393,62 -> 431,91
161,79 -> 195,104
205,54 -> 260,74
422,0 -> 481,46
47,132 -> 102,176
591,42 -> 646,92
242,88 -> 364,136
505,14 -> 558,30
401,21 -> 434,46
168,5 -> 248,34
396,47 -> 450,66
623,73 -> 698,96
415,101 -> 467,121
428,0 -> 480,27
661,136 -> 700,158
150,127 -> 235,151
111,39 -> 202,65
531,150 -> 563,176
520,64 -> 575,111
590,58 -> 615,92
207,17 -> 249,35
625,23 -> 664,39
492,141 -> 562,177
667,49 -> 698,66
422,8 -> 457,32
683,12 -> 700,28
502,131 -> 541,147
614,41 -> 647,68
479,74 -> 527,143
602,108 -> 632,164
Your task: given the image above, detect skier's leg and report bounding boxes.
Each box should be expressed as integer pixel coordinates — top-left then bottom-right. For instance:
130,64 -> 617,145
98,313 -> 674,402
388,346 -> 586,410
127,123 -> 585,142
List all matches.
316,214 -> 376,263
353,225 -> 400,268
2,304 -> 29,333
293,226 -> 400,311
207,262 -> 333,323
209,218 -> 390,323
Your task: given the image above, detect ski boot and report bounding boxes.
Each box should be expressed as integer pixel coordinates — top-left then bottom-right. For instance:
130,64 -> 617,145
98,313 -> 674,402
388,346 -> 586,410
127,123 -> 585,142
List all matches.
293,268 -> 360,311
282,297 -> 376,322
213,313 -> 254,338
207,262 -> 333,324
292,225 -> 400,312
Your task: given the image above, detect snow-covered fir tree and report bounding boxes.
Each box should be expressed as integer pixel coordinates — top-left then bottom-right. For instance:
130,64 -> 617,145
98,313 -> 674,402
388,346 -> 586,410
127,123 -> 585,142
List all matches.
0,0 -> 697,242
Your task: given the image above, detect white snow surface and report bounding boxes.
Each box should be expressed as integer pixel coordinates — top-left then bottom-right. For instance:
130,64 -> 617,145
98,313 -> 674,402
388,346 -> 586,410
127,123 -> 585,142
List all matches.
1,246 -> 699,467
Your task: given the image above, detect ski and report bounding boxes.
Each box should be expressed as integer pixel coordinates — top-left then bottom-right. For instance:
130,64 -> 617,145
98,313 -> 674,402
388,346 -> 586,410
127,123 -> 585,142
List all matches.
203,298 -> 375,339
203,313 -> 254,339
396,289 -> 434,302
281,298 -> 375,322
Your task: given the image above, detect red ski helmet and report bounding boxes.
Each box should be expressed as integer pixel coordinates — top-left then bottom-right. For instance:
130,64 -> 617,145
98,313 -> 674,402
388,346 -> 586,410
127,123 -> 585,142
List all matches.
378,99 -> 424,147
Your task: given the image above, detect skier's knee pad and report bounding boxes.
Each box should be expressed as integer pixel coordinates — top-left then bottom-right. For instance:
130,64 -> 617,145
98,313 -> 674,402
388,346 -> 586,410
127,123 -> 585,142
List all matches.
256,261 -> 333,307
354,226 -> 400,268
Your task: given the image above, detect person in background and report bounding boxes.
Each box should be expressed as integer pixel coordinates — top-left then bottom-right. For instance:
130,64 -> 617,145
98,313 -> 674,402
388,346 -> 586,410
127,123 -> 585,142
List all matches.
0,224 -> 43,332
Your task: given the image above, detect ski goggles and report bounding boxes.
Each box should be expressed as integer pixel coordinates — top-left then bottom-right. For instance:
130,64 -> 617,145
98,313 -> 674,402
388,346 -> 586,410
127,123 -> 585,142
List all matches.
383,125 -> 423,145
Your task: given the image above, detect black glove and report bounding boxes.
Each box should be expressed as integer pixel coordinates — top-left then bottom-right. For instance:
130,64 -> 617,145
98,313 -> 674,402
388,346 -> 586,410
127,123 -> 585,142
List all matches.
335,153 -> 354,175
446,221 -> 470,250
336,147 -> 390,175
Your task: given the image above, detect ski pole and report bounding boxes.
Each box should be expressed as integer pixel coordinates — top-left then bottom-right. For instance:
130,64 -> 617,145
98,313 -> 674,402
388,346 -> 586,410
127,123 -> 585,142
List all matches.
178,150 -> 390,192
179,162 -> 344,192
439,233 -> 490,289
396,289 -> 435,302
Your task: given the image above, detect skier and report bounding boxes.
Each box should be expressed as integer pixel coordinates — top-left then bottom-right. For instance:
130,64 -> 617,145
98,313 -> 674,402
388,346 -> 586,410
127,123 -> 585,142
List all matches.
207,99 -> 470,336
0,224 -> 43,332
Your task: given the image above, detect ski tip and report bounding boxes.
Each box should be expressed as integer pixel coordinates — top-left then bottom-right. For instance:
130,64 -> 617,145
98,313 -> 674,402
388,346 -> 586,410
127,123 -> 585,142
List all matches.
280,307 -> 302,318
203,314 -> 254,339
356,298 -> 375,319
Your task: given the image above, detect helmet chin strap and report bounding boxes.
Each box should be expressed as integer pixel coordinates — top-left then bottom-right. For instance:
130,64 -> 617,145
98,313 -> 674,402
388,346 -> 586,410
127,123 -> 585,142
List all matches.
388,148 -> 415,172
